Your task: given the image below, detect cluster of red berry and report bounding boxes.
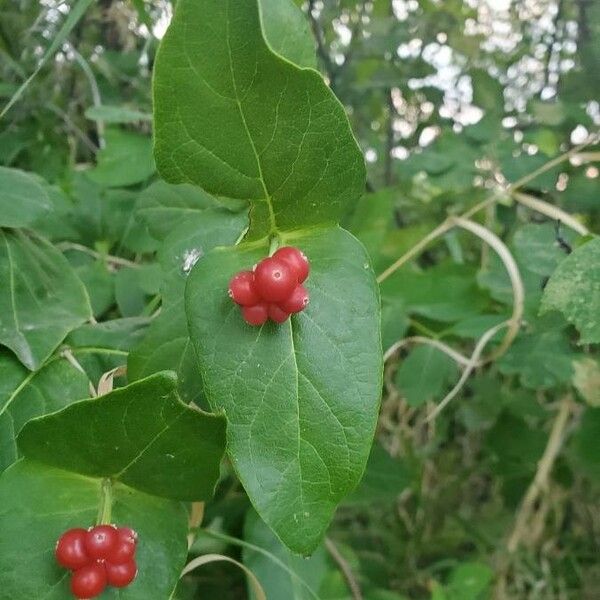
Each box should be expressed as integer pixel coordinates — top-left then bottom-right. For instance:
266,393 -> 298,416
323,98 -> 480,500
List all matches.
228,246 -> 310,325
55,525 -> 138,599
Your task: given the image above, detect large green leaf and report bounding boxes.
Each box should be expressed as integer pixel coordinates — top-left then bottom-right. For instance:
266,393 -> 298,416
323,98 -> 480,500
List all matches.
243,509 -> 328,600
18,372 -> 226,501
0,229 -> 92,370
541,237 -> 600,344
185,227 -> 382,553
0,460 -> 188,599
128,208 -> 247,403
0,167 -> 51,227
259,0 -> 317,69
153,0 -> 365,238
0,351 -> 89,473
87,129 -> 155,188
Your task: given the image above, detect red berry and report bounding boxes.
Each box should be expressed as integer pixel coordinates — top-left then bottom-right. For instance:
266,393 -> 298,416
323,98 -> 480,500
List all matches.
273,247 -> 309,283
71,563 -> 107,599
279,285 -> 309,314
105,559 -> 137,588
228,271 -> 260,306
242,303 -> 268,326
84,525 -> 118,560
106,527 -> 138,564
254,258 -> 296,302
268,304 -> 290,323
55,528 -> 90,570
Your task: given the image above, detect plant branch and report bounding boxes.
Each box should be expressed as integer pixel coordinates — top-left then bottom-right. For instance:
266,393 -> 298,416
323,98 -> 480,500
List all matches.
325,537 -> 363,600
506,395 -> 575,553
507,132 -> 600,191
384,336 -> 472,366
57,242 -> 139,268
511,191 -> 589,236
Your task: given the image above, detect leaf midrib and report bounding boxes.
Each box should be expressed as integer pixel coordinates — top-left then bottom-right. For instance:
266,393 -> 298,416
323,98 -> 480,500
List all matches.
225,0 -> 278,235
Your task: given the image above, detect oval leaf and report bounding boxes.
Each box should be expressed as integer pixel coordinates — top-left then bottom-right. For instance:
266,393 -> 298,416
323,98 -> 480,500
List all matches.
0,351 -> 90,473
0,167 -> 51,227
185,227 -> 382,553
18,372 -> 226,501
541,237 -> 600,344
0,229 -> 92,370
153,0 -> 365,238
0,460 -> 188,599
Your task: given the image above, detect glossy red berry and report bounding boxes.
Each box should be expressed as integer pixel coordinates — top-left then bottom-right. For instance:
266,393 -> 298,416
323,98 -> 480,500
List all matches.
84,525 -> 118,560
273,246 -> 309,283
268,304 -> 290,323
254,257 -> 296,302
55,528 -> 90,570
228,271 -> 260,306
279,284 -> 309,314
106,527 -> 138,564
105,559 -> 138,588
242,303 -> 268,326
71,563 -> 107,599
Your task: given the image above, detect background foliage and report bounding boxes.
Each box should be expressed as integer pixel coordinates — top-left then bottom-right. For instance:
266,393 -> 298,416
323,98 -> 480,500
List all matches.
0,0 -> 599,598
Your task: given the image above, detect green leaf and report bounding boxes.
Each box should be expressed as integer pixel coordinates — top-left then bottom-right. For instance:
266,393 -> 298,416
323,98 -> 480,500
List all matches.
18,372 -> 226,501
570,408 -> 600,482
185,227 -> 382,553
0,460 -> 188,599
115,263 -> 162,317
87,129 -> 155,188
541,237 -> 600,344
0,167 -> 51,227
513,223 -> 574,277
259,0 -> 317,69
153,0 -> 365,238
498,328 -> 575,389
136,180 -> 233,241
243,509 -> 327,600
395,345 -> 458,407
446,562 -> 493,600
345,444 -> 412,505
485,413 -> 546,478
381,264 -> 489,323
85,104 -> 152,123
65,317 -> 149,381
0,351 -> 89,473
129,208 -> 247,403
0,229 -> 92,370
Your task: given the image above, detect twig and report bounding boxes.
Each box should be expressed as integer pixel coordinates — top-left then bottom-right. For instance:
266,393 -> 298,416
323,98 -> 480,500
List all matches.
376,196 -> 496,283
450,217 -> 524,362
507,132 -> 600,191
511,191 -> 589,236
378,133 -> 599,285
70,44 -> 105,148
325,537 -> 363,600
57,242 -> 139,268
506,395 -> 575,553
425,321 -> 508,422
384,335 -> 472,366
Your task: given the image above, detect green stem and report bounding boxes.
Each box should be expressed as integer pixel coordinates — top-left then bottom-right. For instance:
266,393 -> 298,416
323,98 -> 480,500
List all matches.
97,478 -> 113,525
